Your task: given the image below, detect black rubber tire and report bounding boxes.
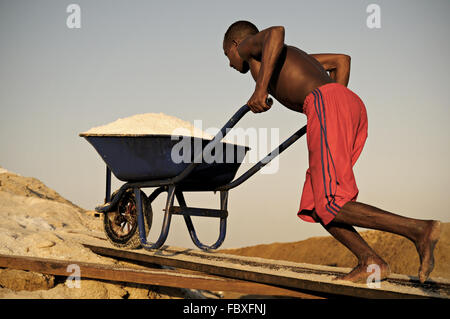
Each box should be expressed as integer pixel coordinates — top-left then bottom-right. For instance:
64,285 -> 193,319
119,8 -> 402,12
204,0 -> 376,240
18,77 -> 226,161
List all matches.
103,189 -> 152,249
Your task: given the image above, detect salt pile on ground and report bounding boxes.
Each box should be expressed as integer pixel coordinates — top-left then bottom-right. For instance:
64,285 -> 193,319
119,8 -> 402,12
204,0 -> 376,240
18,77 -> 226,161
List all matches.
0,169 -> 199,298
0,166 -> 11,174
81,113 -> 213,139
0,170 -> 113,269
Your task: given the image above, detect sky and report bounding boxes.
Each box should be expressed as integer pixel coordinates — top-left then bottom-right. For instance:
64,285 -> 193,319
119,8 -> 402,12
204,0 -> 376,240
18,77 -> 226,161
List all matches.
1,0 -> 449,249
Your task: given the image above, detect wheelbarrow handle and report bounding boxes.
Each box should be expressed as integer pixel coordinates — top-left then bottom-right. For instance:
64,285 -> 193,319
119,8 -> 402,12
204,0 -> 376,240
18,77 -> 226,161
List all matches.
203,97 -> 273,152
216,124 -> 307,191
172,98 -> 272,184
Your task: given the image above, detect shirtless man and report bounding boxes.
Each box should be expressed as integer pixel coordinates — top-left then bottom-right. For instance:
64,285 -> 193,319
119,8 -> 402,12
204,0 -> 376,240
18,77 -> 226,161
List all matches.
223,20 -> 441,283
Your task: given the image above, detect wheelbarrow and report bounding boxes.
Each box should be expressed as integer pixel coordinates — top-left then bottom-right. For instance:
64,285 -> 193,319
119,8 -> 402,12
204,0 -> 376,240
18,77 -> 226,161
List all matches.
80,100 -> 306,251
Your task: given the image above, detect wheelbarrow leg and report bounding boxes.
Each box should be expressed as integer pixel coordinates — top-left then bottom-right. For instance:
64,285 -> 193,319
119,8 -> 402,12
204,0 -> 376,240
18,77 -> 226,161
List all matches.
148,186 -> 167,204
105,166 -> 111,203
135,185 -> 175,250
175,190 -> 228,251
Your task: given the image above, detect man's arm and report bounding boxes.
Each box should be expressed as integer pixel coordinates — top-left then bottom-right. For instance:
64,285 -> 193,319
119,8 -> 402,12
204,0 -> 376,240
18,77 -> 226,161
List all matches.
310,53 -> 351,87
238,26 -> 285,113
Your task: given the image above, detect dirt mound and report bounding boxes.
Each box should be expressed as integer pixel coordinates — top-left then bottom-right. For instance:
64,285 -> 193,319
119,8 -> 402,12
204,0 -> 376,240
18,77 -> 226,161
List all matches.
221,224 -> 450,280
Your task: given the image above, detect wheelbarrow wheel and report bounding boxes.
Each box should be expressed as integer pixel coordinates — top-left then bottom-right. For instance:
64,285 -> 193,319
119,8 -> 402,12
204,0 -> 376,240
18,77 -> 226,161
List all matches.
103,189 -> 152,249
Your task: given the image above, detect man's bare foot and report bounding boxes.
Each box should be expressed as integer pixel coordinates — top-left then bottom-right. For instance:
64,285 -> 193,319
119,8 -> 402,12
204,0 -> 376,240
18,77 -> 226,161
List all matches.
416,220 -> 441,283
334,256 -> 390,284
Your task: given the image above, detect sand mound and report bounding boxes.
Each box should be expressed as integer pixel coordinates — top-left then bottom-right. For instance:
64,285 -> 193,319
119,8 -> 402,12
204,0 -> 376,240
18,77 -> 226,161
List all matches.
222,224 -> 450,280
0,166 -> 10,174
0,168 -> 201,299
0,172 -> 81,212
0,168 -> 103,260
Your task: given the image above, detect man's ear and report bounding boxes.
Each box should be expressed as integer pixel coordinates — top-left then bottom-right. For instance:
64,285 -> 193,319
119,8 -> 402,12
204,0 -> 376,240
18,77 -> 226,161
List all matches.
232,39 -> 239,47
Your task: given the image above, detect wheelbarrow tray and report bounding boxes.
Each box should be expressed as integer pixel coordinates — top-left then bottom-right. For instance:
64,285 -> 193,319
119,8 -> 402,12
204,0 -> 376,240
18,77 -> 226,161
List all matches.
81,134 -> 249,190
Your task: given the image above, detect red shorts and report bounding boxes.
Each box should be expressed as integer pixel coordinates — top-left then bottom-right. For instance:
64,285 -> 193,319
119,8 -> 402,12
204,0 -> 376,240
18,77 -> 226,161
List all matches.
297,83 -> 368,225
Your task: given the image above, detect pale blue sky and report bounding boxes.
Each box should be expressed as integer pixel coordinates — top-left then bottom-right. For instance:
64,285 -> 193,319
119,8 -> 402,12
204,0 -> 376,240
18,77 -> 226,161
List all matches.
1,0 -> 449,248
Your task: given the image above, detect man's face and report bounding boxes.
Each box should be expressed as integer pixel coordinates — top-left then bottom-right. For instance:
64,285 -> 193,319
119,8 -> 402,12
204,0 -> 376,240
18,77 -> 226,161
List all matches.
223,40 -> 249,74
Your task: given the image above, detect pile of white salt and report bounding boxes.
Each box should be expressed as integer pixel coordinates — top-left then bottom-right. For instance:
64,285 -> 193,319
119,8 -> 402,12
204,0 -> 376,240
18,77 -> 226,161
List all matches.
80,113 -> 213,139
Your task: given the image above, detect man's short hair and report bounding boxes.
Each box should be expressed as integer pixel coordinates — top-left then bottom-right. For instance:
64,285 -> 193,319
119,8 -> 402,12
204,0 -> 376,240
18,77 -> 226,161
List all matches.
224,21 -> 259,45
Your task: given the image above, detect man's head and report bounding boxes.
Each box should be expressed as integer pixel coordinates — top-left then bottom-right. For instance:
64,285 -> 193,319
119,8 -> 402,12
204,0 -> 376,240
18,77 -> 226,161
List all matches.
223,20 -> 259,74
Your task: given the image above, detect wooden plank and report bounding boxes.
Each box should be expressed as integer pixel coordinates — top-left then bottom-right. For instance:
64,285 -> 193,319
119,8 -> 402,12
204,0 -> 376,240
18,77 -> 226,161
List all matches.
0,254 -> 318,298
83,242 -> 450,299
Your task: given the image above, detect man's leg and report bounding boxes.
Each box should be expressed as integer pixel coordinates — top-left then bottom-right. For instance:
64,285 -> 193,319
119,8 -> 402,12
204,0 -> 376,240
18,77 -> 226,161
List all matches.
333,201 -> 441,283
323,220 -> 391,282
309,209 -> 391,282
301,85 -> 440,283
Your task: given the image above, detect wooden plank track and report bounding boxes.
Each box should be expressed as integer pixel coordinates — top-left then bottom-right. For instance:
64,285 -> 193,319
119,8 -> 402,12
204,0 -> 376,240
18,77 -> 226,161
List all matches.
83,242 -> 450,299
0,254 -> 317,298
